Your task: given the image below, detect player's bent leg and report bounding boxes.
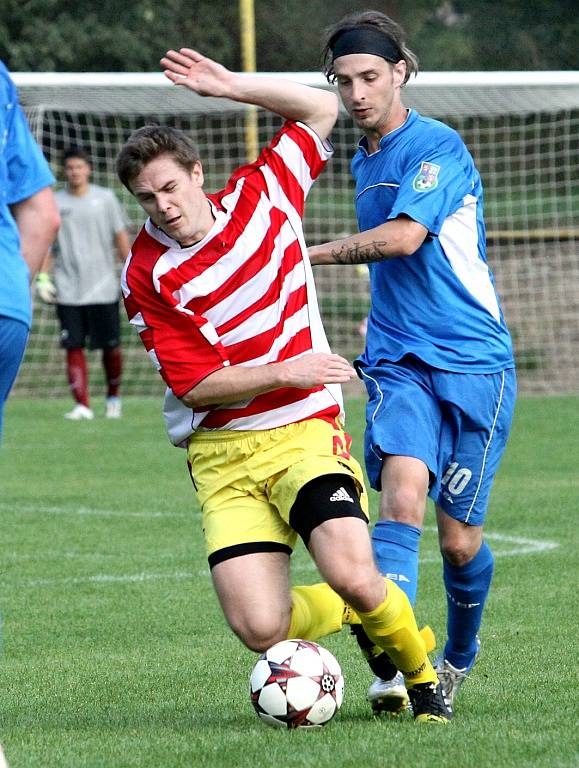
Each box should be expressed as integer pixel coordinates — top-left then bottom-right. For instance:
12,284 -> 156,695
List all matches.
359,625 -> 436,714
436,509 -> 492,702
290,473 -> 387,637
374,455 -> 428,600
292,474 -> 450,722
431,366 -> 515,704
360,456 -> 429,712
355,579 -> 434,685
211,549 -> 361,651
310,518 -> 436,690
437,509 -> 484,567
305,518 -> 451,721
357,580 -> 452,723
288,583 -> 346,641
309,524 -> 450,722
211,550 -> 292,652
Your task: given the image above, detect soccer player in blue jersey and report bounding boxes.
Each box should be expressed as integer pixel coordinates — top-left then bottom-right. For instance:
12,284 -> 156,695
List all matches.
310,10 -> 517,713
0,61 -> 60,440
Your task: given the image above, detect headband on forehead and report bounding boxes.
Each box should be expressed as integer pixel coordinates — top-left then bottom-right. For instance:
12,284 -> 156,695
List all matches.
330,26 -> 402,64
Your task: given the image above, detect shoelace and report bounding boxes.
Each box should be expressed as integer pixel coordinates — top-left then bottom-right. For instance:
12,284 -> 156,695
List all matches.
409,683 -> 452,717
437,663 -> 466,694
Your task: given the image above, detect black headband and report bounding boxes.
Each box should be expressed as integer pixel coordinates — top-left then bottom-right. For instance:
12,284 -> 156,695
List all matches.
331,26 -> 402,64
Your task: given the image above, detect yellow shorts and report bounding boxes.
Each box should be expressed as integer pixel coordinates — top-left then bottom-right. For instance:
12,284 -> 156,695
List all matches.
186,418 -> 368,563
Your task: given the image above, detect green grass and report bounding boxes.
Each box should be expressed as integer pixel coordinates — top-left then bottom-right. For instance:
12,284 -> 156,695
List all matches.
1,396 -> 578,768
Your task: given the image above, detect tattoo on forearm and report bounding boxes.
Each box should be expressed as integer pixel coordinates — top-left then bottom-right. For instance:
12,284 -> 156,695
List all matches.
329,240 -> 389,265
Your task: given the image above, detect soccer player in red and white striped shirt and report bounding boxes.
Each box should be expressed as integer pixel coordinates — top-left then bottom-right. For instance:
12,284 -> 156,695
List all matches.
116,48 -> 447,721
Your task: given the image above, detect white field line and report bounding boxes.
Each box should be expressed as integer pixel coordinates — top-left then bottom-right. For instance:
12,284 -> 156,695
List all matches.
3,528 -> 559,589
3,548 -> 183,563
1,505 -> 559,589
22,571 -> 196,588
0,502 -> 189,519
418,525 -> 560,562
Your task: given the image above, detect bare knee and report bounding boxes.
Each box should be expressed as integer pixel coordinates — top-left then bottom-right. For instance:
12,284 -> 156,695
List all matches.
381,485 -> 426,526
308,518 -> 386,613
211,551 -> 292,653
328,571 -> 384,614
437,507 -> 483,567
379,457 -> 429,526
230,611 -> 290,653
440,532 -> 482,567
329,572 -> 369,605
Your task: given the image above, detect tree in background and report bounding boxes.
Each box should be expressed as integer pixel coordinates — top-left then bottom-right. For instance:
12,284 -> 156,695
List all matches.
466,0 -> 578,70
1,0 -> 577,71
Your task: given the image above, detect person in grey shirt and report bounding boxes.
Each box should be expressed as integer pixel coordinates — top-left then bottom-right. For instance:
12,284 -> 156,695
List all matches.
38,147 -> 130,420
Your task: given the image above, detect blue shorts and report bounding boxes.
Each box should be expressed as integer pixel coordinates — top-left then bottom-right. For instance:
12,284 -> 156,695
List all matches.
0,315 -> 29,439
358,357 -> 516,526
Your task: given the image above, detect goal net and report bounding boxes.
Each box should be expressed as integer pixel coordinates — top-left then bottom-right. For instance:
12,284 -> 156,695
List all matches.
13,71 -> 579,399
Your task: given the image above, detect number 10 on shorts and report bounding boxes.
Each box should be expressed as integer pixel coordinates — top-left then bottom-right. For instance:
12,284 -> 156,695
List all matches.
441,461 -> 473,496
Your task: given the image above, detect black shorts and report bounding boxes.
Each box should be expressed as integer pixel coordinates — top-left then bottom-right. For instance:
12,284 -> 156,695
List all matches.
57,302 -> 121,350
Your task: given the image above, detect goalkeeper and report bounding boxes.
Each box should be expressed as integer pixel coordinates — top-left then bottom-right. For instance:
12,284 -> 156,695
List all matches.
37,147 -> 130,421
117,47 -> 451,723
309,9 -> 517,713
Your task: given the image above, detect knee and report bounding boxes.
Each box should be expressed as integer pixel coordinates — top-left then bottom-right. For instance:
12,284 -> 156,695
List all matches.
229,611 -> 289,653
440,537 -> 479,567
381,485 -> 425,526
328,571 -> 383,614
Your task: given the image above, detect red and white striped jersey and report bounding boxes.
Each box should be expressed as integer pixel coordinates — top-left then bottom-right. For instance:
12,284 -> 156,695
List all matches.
122,121 -> 344,446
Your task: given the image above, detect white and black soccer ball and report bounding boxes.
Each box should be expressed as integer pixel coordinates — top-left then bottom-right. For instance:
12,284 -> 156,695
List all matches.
249,639 -> 344,729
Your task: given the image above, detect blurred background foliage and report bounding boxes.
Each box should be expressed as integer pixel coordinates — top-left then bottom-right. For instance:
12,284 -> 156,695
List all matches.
1,0 -> 577,72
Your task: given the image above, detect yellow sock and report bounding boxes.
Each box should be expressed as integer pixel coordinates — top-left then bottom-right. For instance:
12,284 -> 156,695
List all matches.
358,579 -> 437,686
287,583 -> 345,641
343,608 -> 436,654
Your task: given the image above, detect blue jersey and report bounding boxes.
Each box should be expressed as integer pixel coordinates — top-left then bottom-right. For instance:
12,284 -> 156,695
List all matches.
0,61 -> 55,327
354,109 -> 514,373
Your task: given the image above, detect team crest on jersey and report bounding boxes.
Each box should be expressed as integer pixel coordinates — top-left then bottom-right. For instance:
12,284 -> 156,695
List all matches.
413,161 -> 440,191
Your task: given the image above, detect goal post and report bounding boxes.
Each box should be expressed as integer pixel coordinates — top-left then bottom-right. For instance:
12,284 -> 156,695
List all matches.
13,70 -> 579,398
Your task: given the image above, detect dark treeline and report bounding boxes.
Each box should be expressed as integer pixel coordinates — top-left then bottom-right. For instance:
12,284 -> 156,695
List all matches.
1,0 -> 577,72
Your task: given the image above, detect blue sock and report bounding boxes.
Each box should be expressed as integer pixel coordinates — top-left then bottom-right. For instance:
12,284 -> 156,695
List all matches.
371,520 -> 421,605
443,540 -> 494,669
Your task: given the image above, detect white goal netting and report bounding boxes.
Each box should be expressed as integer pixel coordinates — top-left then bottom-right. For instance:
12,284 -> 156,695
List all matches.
13,71 -> 579,398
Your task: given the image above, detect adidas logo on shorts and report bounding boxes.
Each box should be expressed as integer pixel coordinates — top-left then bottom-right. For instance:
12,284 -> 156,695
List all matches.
329,486 -> 355,503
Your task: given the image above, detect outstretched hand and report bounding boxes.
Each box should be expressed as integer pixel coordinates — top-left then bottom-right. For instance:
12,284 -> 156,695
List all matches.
161,48 -> 232,98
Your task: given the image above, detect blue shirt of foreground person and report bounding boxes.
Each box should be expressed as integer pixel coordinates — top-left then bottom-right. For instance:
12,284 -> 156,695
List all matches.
0,60 -> 60,438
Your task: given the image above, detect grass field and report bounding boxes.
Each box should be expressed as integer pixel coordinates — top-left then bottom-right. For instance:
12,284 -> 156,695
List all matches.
1,396 -> 578,768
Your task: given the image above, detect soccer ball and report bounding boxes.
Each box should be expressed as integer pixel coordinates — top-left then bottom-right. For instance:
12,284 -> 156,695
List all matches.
249,639 -> 344,728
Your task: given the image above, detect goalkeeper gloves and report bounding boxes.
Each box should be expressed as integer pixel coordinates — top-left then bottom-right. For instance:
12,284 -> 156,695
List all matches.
36,272 -> 57,304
